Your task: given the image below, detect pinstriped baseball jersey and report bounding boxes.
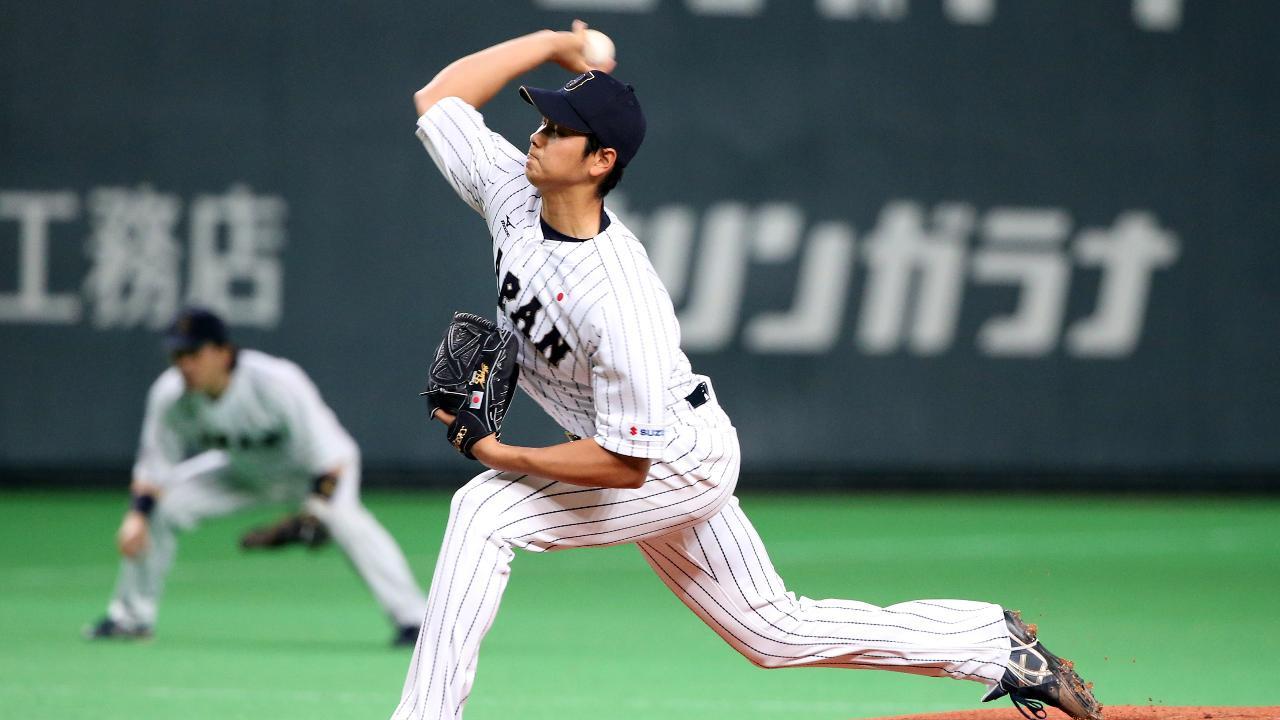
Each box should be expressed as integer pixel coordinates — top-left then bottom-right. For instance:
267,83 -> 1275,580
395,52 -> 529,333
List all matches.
395,89 -> 1014,720
416,97 -> 711,459
135,349 -> 357,488
106,348 -> 430,635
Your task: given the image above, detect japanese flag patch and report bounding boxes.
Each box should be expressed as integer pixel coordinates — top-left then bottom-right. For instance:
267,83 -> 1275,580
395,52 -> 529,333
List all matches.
469,391 -> 484,409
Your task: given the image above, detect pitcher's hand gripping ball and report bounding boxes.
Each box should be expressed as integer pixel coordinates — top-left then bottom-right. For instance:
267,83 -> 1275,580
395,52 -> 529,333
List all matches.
422,312 -> 520,459
582,28 -> 615,68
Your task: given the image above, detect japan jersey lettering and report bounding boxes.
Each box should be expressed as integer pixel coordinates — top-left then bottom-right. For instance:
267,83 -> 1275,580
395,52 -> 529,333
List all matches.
415,97 -> 711,460
134,349 -> 357,486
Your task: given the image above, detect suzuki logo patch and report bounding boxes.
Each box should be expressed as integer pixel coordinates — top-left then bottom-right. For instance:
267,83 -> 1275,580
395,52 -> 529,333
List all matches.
628,424 -> 665,441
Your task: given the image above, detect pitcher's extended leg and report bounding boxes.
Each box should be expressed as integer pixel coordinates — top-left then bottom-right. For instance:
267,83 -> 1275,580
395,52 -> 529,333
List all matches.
638,496 -> 1011,684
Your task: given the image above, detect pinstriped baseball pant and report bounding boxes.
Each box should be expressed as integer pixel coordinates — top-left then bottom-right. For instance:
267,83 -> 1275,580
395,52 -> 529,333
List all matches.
391,433 -> 1011,720
106,450 -> 428,630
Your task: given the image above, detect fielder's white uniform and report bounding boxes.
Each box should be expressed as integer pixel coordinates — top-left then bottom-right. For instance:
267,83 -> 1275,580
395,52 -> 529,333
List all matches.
394,97 -> 1013,719
104,349 -> 428,632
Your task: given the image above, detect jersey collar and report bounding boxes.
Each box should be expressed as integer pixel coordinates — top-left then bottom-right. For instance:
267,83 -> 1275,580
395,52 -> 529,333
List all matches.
540,208 -> 611,243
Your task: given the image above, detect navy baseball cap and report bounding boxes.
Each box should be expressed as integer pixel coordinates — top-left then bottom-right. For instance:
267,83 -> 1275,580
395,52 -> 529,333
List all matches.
164,307 -> 229,354
519,70 -> 646,168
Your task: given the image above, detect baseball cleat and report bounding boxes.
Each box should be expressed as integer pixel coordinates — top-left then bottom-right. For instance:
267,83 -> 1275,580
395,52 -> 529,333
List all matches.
82,616 -> 153,641
982,610 -> 1102,720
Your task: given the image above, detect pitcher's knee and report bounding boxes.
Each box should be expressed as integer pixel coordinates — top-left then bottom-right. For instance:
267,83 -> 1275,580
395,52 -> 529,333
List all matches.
716,619 -> 803,669
448,480 -> 508,533
733,645 -> 789,669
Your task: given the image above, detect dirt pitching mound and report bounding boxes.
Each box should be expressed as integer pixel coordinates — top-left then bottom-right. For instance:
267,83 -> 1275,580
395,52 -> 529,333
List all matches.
870,707 -> 1280,720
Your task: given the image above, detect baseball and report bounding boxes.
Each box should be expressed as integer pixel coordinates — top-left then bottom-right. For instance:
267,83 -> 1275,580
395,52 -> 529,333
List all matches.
583,29 -> 615,68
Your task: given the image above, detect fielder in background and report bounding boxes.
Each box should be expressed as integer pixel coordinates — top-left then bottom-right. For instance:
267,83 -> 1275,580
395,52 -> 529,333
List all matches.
394,20 -> 1100,720
84,307 -> 430,646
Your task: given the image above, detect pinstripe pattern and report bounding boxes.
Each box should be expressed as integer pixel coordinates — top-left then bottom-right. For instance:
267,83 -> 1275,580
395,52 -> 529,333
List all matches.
416,98 -> 704,460
393,406 -> 739,720
637,498 -> 1009,682
107,353 -> 429,631
138,350 -> 358,489
398,98 -> 1012,720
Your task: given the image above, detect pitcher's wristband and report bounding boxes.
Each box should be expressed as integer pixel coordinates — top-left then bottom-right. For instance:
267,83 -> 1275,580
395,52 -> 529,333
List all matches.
131,493 -> 156,517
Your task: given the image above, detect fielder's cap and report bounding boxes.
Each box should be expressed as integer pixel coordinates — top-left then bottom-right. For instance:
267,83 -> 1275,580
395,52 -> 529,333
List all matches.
519,70 -> 646,168
163,306 -> 229,354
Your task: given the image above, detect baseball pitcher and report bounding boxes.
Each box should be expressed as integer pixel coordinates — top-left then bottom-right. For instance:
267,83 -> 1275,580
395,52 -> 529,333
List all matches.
395,21 -> 1100,720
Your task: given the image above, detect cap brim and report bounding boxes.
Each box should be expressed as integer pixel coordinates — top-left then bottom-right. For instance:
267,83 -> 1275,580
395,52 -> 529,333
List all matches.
519,86 -> 591,134
163,335 -> 200,354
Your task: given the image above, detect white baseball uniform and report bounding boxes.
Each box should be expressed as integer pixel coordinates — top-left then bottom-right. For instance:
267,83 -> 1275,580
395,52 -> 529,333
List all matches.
394,97 -> 1012,720
104,349 -> 428,632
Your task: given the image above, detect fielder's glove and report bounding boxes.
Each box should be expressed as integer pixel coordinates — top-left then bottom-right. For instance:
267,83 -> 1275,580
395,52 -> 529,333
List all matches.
239,513 -> 329,550
421,311 -> 520,459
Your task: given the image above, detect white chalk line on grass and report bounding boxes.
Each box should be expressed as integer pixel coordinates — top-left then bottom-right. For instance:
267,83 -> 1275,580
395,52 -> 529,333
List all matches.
0,681 -> 386,705
0,554 -> 377,588
4,522 -> 1275,589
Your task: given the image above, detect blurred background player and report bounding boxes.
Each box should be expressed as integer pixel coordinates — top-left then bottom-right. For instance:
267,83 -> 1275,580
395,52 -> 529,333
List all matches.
84,307 -> 429,646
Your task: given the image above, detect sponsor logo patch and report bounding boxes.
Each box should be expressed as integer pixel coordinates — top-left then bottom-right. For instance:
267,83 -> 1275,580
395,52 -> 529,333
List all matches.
628,424 -> 665,440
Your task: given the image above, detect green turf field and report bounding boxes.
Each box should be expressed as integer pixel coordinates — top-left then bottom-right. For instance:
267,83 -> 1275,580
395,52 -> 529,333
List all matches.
1,490 -> 1277,719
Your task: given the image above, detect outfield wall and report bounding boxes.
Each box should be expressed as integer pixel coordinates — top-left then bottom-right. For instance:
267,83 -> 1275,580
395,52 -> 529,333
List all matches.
2,1 -> 1277,484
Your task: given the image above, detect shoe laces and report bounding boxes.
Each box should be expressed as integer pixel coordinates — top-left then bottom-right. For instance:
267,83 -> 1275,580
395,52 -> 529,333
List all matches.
999,635 -> 1053,719
1006,636 -> 1053,687
1009,692 -> 1048,720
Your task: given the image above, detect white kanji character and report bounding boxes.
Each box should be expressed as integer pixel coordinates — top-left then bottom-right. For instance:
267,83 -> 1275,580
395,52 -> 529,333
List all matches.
685,0 -> 765,16
1133,0 -> 1183,32
668,202 -> 753,352
818,0 -> 909,21
0,191 -> 81,324
857,202 -> 974,355
971,208 -> 1072,357
943,0 -> 997,24
745,219 -> 856,354
187,185 -> 287,328
82,185 -> 182,329
1067,212 -> 1179,357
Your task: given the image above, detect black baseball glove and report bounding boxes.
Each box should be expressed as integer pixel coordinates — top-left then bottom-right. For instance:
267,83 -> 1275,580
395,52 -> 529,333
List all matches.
421,312 -> 520,459
240,513 -> 329,550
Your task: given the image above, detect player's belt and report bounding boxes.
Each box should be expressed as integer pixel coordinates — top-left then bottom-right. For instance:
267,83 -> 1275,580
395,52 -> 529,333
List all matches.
684,381 -> 710,409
